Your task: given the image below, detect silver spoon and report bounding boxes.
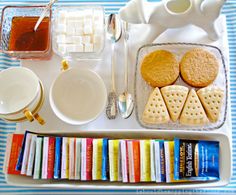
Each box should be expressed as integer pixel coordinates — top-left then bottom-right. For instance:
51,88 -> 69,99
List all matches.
106,14 -> 122,119
34,0 -> 57,32
118,22 -> 134,119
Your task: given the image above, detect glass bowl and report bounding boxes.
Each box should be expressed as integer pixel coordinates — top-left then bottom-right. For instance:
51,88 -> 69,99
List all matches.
0,6 -> 52,60
134,43 -> 228,131
52,5 -> 105,60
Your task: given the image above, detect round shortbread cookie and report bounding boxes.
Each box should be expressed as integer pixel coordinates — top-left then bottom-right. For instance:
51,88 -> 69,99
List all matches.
180,48 -> 219,87
140,50 -> 179,87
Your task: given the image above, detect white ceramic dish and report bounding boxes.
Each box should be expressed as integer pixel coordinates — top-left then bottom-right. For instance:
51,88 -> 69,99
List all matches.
50,67 -> 107,125
4,130 -> 231,189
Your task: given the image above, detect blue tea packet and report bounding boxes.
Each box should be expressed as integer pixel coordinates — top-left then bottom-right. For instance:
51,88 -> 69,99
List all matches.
174,138 -> 219,181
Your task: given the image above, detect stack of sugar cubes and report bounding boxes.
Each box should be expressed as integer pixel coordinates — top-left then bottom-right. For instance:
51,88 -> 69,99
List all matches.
54,8 -> 104,55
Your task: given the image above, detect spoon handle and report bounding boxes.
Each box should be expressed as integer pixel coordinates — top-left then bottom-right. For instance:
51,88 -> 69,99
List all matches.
34,0 -> 57,32
124,22 -> 129,91
111,42 -> 116,92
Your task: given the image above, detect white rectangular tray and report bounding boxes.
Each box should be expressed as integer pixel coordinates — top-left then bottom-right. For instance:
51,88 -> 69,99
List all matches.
4,130 -> 231,189
7,15 -> 232,189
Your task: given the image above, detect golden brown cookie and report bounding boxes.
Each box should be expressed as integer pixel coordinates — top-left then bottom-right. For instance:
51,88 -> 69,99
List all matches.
140,50 -> 179,87
180,48 -> 219,87
197,86 -> 224,122
161,85 -> 189,122
142,87 -> 170,124
180,89 -> 209,125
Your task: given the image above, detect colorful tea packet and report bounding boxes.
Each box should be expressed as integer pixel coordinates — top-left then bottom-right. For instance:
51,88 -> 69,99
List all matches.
140,140 -> 151,182
81,138 -> 93,181
74,138 -> 81,180
41,137 -> 49,179
26,134 -> 37,176
69,138 -> 75,180
150,140 -> 156,182
120,140 -> 129,183
54,137 -> 62,179
164,141 -> 175,183
174,138 -> 219,181
127,140 -> 140,183
101,138 -> 109,180
108,140 -> 121,182
33,136 -> 43,179
154,140 -> 166,182
16,131 -> 29,171
47,137 -> 55,179
61,137 -> 69,179
7,134 -> 24,175
21,132 -> 34,175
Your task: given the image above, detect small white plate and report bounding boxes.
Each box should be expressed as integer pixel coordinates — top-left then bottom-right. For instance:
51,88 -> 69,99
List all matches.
50,68 -> 107,125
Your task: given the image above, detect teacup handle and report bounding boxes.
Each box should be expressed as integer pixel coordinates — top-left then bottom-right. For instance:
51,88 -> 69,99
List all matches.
61,59 -> 69,71
23,109 -> 34,122
34,113 -> 45,125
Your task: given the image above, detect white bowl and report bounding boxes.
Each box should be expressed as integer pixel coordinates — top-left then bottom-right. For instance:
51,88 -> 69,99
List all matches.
0,67 -> 42,121
50,68 -> 107,125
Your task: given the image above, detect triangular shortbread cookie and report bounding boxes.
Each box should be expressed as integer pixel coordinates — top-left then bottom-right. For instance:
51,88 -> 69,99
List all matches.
197,87 -> 224,122
180,89 -> 209,125
161,85 -> 189,122
142,87 -> 170,124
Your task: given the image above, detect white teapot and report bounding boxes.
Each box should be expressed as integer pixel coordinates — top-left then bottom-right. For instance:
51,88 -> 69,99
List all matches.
119,0 -> 226,42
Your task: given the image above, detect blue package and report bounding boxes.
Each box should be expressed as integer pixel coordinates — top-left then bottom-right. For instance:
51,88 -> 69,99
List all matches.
102,138 -> 108,180
174,138 -> 219,181
15,131 -> 29,171
158,140 -> 166,182
54,137 -> 62,179
154,140 -> 166,182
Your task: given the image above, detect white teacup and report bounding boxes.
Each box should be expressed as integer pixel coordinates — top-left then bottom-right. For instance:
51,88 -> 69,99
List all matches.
50,61 -> 107,125
0,67 -> 45,124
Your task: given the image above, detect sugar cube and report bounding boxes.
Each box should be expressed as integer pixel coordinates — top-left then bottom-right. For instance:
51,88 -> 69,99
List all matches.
82,36 -> 91,44
66,44 -> 77,53
93,10 -> 102,20
56,24 -> 67,34
94,25 -> 104,34
56,35 -> 66,43
65,36 -> 74,43
84,43 -> 93,52
58,44 -> 67,54
84,9 -> 93,18
67,20 -> 78,29
93,34 -> 103,43
73,36 -> 82,43
58,11 -> 67,21
84,18 -> 93,27
75,44 -> 84,52
75,20 -> 84,28
76,11 -> 85,20
67,11 -> 78,20
75,27 -> 84,35
94,43 -> 102,52
66,27 -> 76,36
84,25 -> 93,34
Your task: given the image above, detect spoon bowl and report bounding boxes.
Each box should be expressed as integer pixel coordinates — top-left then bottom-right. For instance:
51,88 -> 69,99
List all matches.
118,92 -> 134,119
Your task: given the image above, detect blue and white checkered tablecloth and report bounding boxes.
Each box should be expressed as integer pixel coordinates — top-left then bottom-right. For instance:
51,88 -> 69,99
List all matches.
0,0 -> 236,194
